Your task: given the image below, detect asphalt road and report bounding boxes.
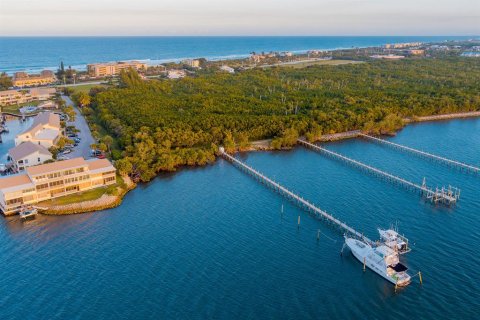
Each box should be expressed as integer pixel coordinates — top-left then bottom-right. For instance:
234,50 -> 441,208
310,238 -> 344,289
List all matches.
61,95 -> 96,159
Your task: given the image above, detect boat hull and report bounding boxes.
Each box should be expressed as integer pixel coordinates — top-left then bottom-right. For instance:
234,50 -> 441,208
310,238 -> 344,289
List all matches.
346,238 -> 410,286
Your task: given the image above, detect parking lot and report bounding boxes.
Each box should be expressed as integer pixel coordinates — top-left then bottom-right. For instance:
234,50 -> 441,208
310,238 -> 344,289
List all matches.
60,96 -> 97,160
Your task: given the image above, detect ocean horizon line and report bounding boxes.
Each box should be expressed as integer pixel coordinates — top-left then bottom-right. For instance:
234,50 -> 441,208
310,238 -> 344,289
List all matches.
1,35 -> 478,38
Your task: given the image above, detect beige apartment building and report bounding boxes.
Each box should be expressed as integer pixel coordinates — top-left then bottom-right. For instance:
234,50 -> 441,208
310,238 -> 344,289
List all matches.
87,61 -> 147,77
13,70 -> 56,87
0,88 -> 56,106
182,59 -> 200,68
0,157 -> 116,215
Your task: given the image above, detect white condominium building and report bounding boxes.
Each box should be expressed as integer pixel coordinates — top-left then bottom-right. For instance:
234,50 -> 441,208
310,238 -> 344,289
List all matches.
0,157 -> 116,215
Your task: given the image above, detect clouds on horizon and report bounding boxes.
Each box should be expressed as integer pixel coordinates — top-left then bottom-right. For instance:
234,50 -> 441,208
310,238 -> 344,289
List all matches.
1,0 -> 479,36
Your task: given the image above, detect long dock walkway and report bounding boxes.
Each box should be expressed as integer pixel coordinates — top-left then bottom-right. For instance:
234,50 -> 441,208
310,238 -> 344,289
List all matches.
298,139 -> 460,206
359,133 -> 480,174
220,148 -> 373,245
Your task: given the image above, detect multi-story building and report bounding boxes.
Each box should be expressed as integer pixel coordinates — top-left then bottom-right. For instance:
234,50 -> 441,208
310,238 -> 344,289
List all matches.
13,70 -> 56,87
8,141 -> 53,172
407,49 -> 425,55
15,112 -> 62,148
87,61 -> 147,77
384,42 -> 423,49
0,157 -> 116,215
0,88 -> 56,106
182,59 -> 200,68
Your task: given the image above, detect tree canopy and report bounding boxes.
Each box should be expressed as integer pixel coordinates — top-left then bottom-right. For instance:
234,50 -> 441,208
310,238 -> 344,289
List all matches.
87,58 -> 480,182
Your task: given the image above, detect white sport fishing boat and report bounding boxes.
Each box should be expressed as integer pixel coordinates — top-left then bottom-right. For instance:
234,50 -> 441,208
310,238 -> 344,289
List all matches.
378,228 -> 411,254
345,237 -> 411,286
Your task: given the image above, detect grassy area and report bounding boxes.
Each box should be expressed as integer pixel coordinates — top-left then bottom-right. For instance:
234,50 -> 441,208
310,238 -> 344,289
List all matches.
37,174 -> 125,207
263,59 -> 363,69
38,187 -> 107,206
66,83 -> 109,94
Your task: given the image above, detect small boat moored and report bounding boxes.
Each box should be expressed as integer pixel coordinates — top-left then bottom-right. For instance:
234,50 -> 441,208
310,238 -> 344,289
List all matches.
19,206 -> 38,221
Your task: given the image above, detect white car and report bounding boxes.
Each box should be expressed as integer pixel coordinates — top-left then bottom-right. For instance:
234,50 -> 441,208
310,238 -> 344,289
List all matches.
57,155 -> 70,161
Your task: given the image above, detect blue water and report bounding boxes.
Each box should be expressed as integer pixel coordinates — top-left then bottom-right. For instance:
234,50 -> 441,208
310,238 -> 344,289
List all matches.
0,36 -> 472,74
0,117 -> 478,319
0,118 -> 33,163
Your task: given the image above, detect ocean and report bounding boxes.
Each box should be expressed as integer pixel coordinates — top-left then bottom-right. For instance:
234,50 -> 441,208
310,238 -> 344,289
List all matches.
0,116 -> 479,319
0,36 -> 473,74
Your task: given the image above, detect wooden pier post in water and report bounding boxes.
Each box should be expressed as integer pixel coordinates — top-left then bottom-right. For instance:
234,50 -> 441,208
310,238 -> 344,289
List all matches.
220,149 -> 375,246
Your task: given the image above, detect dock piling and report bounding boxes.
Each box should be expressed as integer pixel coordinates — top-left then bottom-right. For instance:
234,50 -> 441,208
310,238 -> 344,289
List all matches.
298,139 -> 460,206
221,150 -> 374,245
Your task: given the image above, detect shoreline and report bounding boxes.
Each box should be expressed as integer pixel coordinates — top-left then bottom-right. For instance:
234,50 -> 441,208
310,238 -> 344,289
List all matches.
2,36 -> 469,75
10,108 -> 478,217
249,110 -> 480,150
11,110 -> 480,217
38,176 -> 136,216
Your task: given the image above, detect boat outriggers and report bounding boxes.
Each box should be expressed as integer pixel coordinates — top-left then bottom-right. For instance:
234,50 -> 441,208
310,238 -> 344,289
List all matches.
344,236 -> 411,287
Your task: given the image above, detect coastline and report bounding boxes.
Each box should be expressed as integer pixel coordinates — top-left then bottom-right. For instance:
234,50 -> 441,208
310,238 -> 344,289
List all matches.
249,110 -> 480,150
1,35 -> 470,75
23,109 -> 480,217
39,176 -> 136,215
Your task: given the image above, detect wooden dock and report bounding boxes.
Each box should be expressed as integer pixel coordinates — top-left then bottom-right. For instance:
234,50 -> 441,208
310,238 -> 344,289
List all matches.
220,148 -> 374,245
298,139 -> 460,206
359,133 -> 480,174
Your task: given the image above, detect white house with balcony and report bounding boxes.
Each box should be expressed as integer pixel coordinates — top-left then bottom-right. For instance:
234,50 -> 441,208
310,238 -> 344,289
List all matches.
8,141 -> 52,172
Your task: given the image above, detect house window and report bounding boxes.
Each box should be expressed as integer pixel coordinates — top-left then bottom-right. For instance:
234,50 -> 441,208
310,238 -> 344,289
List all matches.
24,159 -> 29,164
38,157 -> 41,162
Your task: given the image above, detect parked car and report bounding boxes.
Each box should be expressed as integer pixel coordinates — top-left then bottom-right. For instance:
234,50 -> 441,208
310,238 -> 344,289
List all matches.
65,144 -> 74,149
57,155 -> 70,161
74,142 -> 79,147
91,149 -> 102,157
96,154 -> 106,159
74,137 -> 81,143
67,133 -> 77,138
61,149 -> 72,154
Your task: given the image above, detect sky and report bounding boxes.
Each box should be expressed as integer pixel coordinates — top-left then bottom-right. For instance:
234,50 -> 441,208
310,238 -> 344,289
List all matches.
0,0 -> 479,36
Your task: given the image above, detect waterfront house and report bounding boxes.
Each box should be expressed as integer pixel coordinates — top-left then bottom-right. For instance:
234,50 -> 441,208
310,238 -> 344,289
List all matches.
0,157 -> 116,215
8,142 -> 53,172
87,61 -> 147,77
13,70 -> 56,88
15,112 -> 61,148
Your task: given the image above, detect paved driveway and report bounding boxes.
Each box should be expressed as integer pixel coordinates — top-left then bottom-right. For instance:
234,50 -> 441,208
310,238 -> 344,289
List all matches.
61,95 -> 96,159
